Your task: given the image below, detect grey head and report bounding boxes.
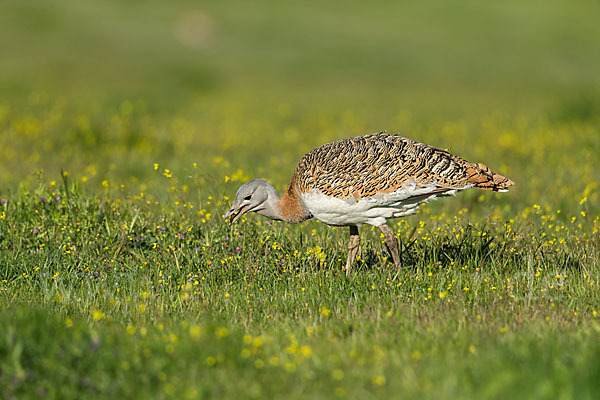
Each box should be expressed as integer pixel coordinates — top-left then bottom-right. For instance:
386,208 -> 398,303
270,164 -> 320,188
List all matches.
224,179 -> 282,224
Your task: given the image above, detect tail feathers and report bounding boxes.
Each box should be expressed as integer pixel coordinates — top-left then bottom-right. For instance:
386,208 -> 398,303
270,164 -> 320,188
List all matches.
467,162 -> 514,192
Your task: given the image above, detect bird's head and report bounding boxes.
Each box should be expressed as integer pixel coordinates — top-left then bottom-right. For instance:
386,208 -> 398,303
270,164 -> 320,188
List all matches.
224,179 -> 280,224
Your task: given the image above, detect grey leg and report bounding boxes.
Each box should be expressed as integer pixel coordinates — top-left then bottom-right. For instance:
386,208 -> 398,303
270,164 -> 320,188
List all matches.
378,224 -> 401,269
345,225 -> 360,276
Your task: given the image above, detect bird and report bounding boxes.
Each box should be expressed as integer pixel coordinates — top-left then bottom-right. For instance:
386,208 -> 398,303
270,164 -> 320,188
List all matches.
225,132 -> 513,275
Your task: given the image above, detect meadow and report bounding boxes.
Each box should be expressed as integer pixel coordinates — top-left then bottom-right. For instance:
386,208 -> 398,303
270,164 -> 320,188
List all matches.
1,1 -> 600,399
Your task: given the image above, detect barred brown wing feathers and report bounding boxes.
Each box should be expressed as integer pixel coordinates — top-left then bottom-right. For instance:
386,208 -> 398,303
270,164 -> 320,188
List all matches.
288,133 -> 513,199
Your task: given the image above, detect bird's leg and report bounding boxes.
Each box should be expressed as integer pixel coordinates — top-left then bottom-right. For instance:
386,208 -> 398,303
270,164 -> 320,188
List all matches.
378,224 -> 401,270
345,226 -> 360,276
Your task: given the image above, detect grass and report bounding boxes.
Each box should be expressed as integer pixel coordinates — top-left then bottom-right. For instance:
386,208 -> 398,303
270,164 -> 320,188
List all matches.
1,0 -> 600,398
1,102 -> 599,398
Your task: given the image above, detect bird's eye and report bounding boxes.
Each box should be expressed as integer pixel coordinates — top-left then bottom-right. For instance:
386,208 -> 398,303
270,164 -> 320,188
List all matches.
244,195 -> 252,201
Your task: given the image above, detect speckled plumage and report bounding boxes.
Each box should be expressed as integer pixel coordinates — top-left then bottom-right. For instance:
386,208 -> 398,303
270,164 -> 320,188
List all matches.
287,132 -> 512,199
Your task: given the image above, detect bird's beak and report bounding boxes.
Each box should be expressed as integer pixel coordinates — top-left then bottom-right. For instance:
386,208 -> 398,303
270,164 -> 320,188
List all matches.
224,204 -> 250,225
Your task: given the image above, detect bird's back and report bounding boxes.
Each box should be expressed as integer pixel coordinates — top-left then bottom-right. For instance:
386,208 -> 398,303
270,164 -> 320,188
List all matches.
287,133 -> 512,200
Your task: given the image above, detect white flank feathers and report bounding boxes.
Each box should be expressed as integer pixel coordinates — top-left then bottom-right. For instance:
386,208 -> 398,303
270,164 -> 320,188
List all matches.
299,182 -> 472,226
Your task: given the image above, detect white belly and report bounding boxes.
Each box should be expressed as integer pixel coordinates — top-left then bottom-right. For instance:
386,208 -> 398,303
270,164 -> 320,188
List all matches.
299,184 -> 467,227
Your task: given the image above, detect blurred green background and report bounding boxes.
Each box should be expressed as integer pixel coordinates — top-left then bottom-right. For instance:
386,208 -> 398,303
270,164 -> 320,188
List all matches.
2,0 -> 600,117
1,0 -> 600,214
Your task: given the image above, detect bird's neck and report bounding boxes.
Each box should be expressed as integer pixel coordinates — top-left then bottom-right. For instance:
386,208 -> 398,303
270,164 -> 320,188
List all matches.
278,189 -> 311,224
254,183 -> 310,223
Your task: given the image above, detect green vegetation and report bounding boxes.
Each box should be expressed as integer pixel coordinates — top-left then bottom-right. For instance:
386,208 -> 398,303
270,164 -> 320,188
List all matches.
1,1 -> 600,398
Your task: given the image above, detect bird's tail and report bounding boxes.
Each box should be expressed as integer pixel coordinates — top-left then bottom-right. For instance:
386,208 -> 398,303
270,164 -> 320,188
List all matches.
467,162 -> 514,192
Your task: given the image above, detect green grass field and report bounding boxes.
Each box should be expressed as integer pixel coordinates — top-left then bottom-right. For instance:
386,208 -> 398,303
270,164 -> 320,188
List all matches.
1,1 -> 600,399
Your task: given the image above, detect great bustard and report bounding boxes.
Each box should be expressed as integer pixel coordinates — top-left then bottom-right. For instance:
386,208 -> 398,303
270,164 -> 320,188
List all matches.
225,132 -> 513,274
